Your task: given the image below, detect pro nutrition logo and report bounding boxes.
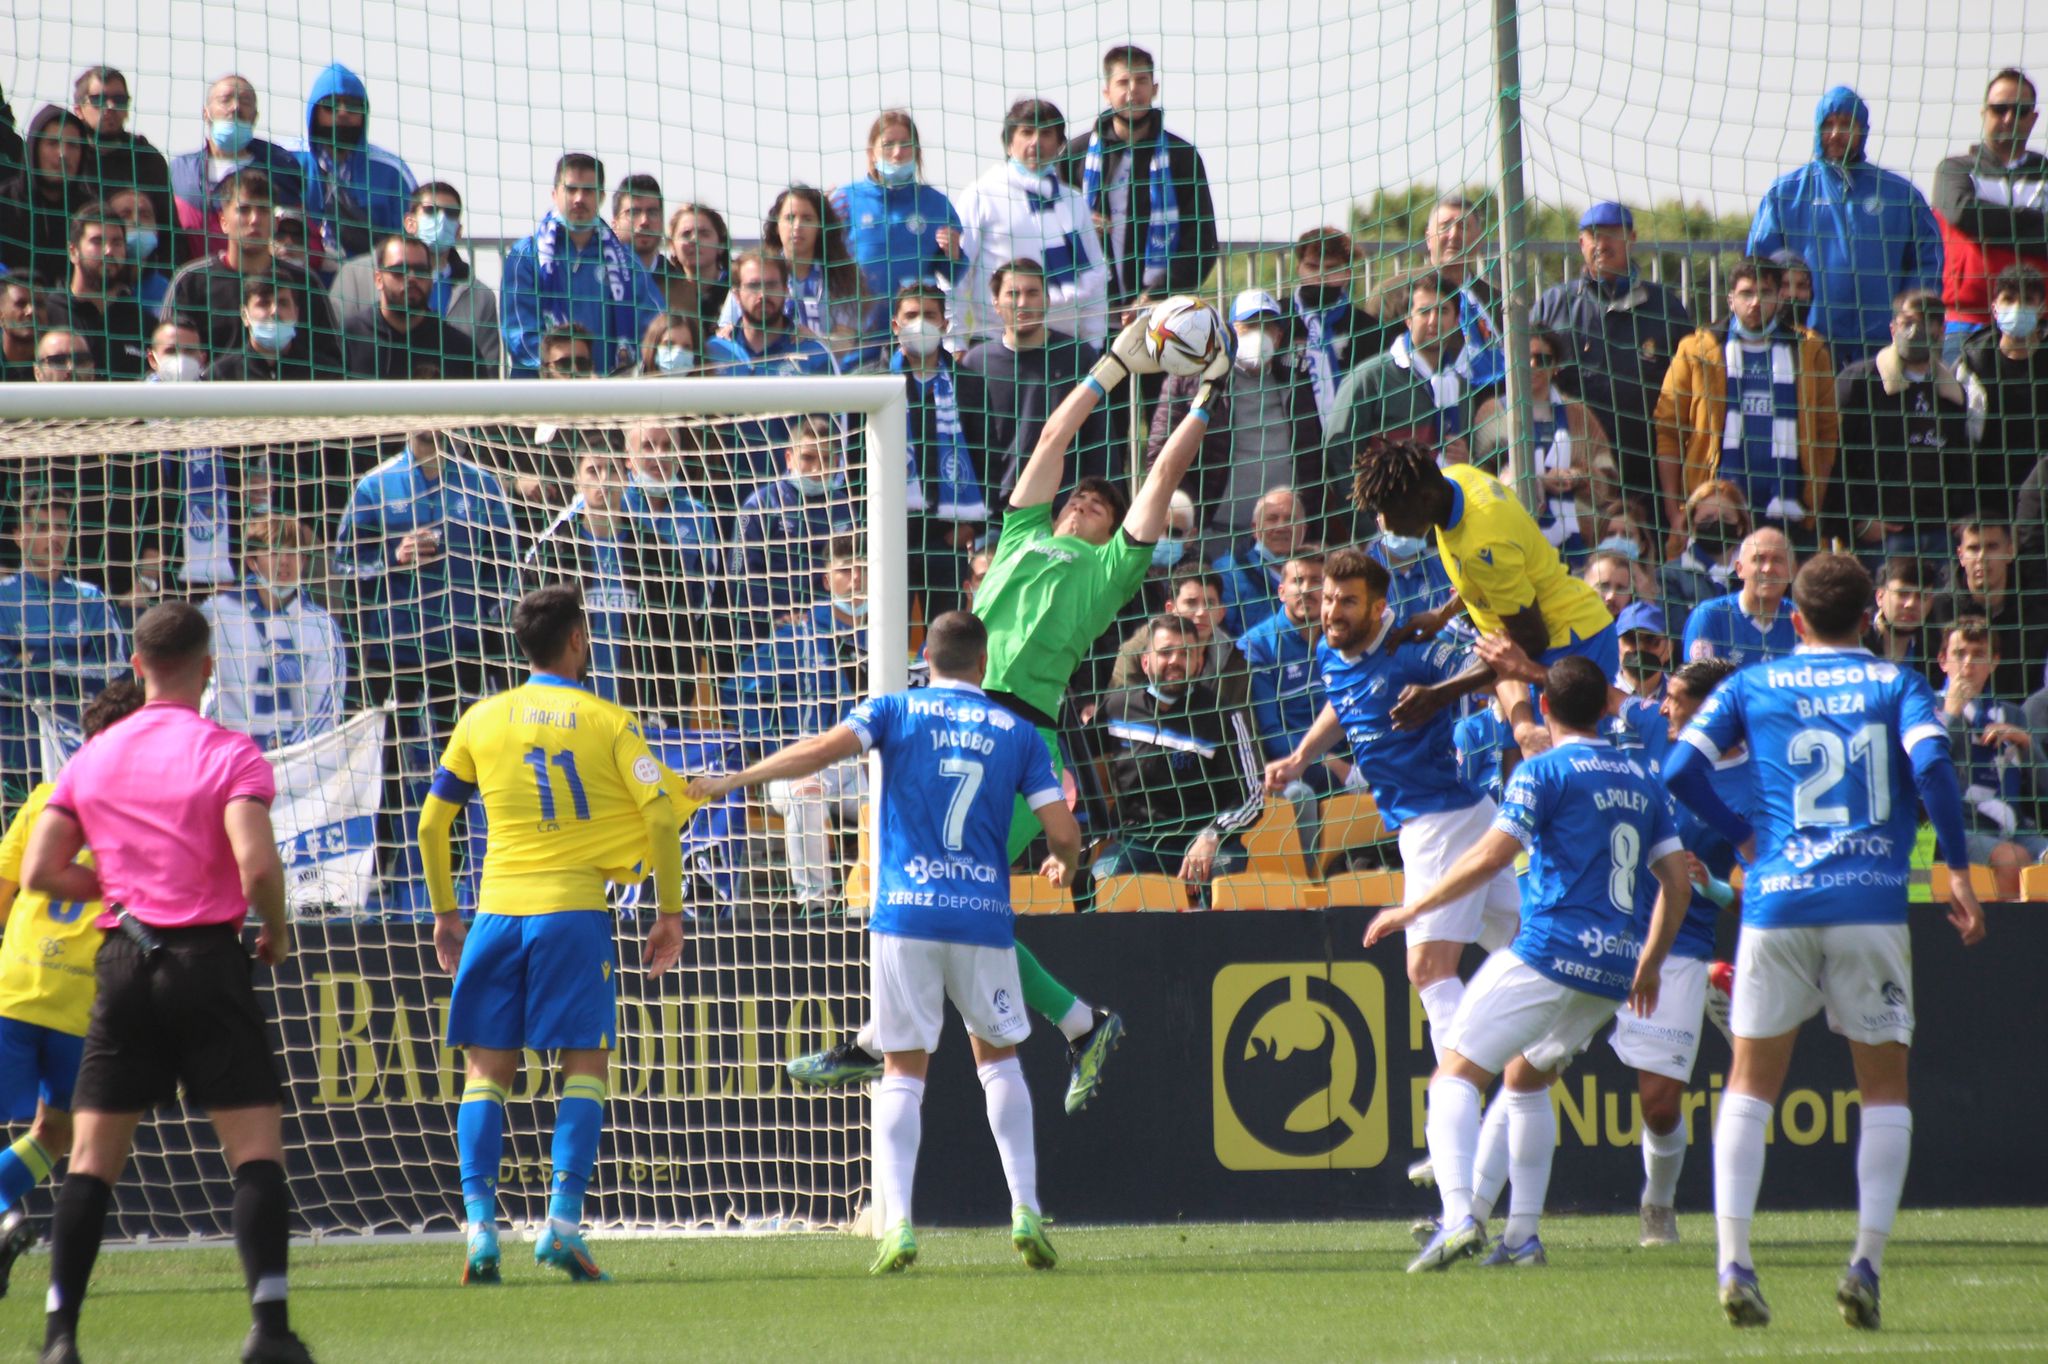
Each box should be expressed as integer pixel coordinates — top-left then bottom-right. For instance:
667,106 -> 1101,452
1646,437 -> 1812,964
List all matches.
1212,963 -> 1388,1170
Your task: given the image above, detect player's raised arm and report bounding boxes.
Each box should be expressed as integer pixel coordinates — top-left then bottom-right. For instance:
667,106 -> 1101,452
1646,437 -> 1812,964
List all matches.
1124,328 -> 1233,544
689,726 -> 867,802
1266,701 -> 1345,791
1009,316 -> 1162,510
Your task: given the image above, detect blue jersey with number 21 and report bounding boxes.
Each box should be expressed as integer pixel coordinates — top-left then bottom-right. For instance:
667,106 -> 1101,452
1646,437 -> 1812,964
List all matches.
845,681 -> 1061,949
1494,736 -> 1682,1001
1678,646 -> 1943,929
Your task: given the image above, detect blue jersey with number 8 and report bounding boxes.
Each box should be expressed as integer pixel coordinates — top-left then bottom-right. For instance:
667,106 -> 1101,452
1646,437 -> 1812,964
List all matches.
845,682 -> 1061,949
1678,646 -> 1942,929
1494,736 -> 1682,1001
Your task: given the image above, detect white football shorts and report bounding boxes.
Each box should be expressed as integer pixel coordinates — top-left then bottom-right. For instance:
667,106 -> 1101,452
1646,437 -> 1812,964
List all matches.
1610,953 -> 1709,1081
1731,922 -> 1914,1047
871,932 -> 1032,1054
1400,799 -> 1514,947
1443,948 -> 1621,1075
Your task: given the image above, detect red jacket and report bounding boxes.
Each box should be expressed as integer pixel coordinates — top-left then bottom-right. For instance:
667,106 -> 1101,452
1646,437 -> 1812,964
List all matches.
1933,145 -> 2048,325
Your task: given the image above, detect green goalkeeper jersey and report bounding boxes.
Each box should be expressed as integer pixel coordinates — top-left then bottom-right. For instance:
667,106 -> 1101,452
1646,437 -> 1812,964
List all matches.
974,501 -> 1151,725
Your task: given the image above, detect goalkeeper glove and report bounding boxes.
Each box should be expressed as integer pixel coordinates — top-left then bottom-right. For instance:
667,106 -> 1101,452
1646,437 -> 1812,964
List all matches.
1090,314 -> 1163,391
1190,327 -> 1236,413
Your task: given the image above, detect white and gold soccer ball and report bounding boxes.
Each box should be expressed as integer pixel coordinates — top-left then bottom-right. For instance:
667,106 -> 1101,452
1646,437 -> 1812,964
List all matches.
1143,295 -> 1226,377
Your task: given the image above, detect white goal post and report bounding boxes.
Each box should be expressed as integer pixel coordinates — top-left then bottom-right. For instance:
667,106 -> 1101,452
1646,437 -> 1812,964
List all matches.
0,375 -> 908,1238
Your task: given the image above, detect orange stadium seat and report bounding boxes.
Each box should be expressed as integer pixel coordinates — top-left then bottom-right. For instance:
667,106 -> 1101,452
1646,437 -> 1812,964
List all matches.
1011,873 -> 1074,915
1209,872 -> 1327,911
1314,790 -> 1391,876
1093,873 -> 1191,913
1322,869 -> 1406,908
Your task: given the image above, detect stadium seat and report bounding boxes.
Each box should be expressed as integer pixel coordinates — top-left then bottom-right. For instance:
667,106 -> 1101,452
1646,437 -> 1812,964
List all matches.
1972,864 -> 1999,898
1011,873 -> 1074,915
843,807 -> 873,911
1322,868 -> 1405,908
1927,865 -> 1999,899
2022,863 -> 2048,902
1093,873 -> 1191,912
1314,790 -> 1391,875
1210,872 -> 1328,911
1242,796 -> 1311,881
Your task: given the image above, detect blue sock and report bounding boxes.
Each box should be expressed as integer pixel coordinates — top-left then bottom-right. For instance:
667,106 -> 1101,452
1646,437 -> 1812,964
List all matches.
457,1079 -> 508,1227
0,1136 -> 53,1211
548,1076 -> 607,1228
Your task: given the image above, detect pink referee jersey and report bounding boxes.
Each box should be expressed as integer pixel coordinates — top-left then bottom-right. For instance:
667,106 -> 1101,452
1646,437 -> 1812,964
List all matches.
47,699 -> 275,929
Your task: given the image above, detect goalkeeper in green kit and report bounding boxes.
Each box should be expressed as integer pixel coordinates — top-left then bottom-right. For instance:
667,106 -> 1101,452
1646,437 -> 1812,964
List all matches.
786,301 -> 1231,1113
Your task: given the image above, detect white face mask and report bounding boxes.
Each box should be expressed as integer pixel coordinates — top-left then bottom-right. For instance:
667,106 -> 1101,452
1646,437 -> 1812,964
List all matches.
654,344 -> 695,373
898,318 -> 944,358
1235,328 -> 1274,368
151,353 -> 204,383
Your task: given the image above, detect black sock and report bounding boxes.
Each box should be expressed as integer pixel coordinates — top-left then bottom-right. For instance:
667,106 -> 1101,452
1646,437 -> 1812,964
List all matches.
45,1173 -> 112,1349
232,1160 -> 291,1336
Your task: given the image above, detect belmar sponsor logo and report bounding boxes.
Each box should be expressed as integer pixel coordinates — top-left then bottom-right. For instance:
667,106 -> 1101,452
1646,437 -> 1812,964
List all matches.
1212,963 -> 1387,1170
902,855 -> 1000,887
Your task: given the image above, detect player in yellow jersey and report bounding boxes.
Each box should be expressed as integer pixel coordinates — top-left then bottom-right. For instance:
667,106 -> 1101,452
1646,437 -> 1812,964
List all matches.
0,680 -> 145,1296
419,585 -> 686,1287
1352,436 -> 1618,758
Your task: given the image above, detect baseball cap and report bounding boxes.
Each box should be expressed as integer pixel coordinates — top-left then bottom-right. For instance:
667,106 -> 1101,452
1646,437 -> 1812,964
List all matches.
1579,201 -> 1634,231
1230,289 -> 1283,324
1616,601 -> 1666,637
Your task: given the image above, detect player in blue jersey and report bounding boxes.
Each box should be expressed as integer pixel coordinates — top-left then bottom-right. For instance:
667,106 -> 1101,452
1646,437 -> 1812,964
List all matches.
1666,553 -> 1986,1330
1368,656 -> 1691,1273
689,612 -> 1084,1275
1264,549 -> 1519,1073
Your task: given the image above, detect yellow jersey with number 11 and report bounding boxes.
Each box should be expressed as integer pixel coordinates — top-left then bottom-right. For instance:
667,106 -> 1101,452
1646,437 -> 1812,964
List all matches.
1434,463 -> 1613,648
432,674 -> 670,916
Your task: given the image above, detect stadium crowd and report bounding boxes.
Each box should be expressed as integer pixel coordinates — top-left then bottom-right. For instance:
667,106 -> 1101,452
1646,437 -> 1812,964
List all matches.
1,52 -> 2048,909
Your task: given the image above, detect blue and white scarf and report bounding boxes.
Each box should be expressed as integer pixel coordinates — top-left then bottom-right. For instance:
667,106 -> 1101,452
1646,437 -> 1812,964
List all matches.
1721,330 -> 1803,519
1295,287 -> 1350,424
534,209 -> 642,363
1391,332 -> 1465,448
179,449 -> 236,584
1081,117 -> 1180,291
893,350 -> 986,522
1528,394 -> 1579,548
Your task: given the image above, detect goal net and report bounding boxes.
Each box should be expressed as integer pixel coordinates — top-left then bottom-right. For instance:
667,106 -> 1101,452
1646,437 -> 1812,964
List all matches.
0,376 -> 906,1238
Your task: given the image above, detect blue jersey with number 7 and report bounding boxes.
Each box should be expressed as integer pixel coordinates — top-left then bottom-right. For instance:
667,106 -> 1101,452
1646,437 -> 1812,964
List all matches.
1493,736 -> 1682,1001
845,682 -> 1062,948
1678,646 -> 1943,929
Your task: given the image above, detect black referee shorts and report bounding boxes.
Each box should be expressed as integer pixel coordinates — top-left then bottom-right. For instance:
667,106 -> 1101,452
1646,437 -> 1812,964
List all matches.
73,923 -> 284,1113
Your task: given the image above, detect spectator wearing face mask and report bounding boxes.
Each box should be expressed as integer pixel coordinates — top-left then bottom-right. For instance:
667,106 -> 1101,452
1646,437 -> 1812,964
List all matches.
1747,86 -> 1942,366
1657,479 -> 1753,623
633,311 -> 702,376
163,167 -> 342,364
733,416 -> 861,633
501,153 -> 664,377
126,317 -> 245,607
1367,526 -> 1456,623
341,234 -> 480,379
950,98 -> 1108,346
70,67 -> 172,278
207,276 -> 342,381
331,181 -> 501,370
1934,69 -> 2048,362
1470,329 -> 1613,565
1149,290 -> 1321,544
1831,289 -> 1975,567
890,282 -> 983,618
1959,263 -> 2048,498
833,110 -> 966,345
1614,600 -> 1673,700
168,74 -> 305,266
1652,255 -> 1839,557
102,186 -> 170,313
296,64 -> 416,265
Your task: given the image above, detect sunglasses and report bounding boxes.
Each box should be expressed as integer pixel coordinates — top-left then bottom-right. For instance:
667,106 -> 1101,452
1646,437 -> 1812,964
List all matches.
1988,102 -> 2037,117
378,263 -> 435,278
83,93 -> 131,110
545,358 -> 597,374
38,351 -> 94,369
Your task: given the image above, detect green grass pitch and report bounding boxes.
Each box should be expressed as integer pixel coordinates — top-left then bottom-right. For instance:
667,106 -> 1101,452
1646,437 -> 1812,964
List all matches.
7,1209 -> 2043,1362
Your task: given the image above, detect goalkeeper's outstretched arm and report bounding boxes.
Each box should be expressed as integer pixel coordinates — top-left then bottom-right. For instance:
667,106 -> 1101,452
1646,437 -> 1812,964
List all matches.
1125,343 -> 1232,544
1010,315 -> 1168,511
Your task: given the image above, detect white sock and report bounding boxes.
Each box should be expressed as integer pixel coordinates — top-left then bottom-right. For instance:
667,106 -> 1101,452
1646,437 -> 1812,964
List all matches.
1417,978 -> 1466,1064
1470,1092 -> 1512,1223
1643,1121 -> 1688,1208
1425,1075 -> 1483,1226
1714,1092 -> 1773,1270
1503,1087 -> 1556,1247
856,1020 -> 880,1057
1057,1000 -> 1094,1043
1853,1106 -> 1912,1273
977,1058 -> 1038,1211
872,1075 -> 925,1228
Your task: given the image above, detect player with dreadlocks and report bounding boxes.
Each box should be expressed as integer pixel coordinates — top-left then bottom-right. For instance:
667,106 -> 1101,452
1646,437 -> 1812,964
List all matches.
1350,437 -> 1618,759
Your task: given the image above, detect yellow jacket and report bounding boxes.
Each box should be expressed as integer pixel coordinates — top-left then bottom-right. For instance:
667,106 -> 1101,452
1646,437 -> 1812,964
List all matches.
1652,325 -> 1840,516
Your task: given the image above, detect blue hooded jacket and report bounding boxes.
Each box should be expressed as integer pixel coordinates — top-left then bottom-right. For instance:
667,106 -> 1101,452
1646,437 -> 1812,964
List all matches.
296,64 -> 417,262
1746,86 -> 1941,364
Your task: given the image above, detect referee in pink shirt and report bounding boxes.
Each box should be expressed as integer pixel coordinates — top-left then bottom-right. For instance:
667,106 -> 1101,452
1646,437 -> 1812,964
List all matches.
21,602 -> 311,1364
